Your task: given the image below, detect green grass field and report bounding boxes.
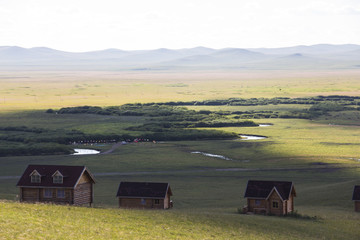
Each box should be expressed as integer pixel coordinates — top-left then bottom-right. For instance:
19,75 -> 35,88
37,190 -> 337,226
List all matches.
1,200 -> 360,240
1,117 -> 359,239
1,70 -> 360,239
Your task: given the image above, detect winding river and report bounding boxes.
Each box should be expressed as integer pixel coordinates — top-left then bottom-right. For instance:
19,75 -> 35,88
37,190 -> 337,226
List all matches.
191,151 -> 233,161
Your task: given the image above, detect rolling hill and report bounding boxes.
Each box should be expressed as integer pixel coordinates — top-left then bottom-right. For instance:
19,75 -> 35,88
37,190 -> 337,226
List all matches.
0,44 -> 359,71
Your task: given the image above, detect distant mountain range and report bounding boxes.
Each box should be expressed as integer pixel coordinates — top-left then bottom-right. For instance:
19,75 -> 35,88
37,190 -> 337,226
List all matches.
0,44 -> 359,70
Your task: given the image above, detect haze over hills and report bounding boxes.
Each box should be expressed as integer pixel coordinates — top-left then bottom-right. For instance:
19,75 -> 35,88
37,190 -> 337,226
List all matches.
0,44 -> 359,71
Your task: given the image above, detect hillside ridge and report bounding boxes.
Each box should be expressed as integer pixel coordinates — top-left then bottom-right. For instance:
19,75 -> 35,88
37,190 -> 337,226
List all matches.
0,44 -> 359,70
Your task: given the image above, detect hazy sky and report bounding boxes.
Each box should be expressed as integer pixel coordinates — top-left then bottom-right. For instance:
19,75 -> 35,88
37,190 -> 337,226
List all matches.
0,0 -> 359,51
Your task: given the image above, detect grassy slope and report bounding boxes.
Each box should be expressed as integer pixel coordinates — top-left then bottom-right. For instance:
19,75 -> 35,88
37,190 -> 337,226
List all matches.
1,201 -> 360,240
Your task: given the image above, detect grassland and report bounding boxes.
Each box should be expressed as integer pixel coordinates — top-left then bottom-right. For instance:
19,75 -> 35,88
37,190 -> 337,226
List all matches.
1,70 -> 360,111
1,70 -> 360,239
1,115 -> 359,239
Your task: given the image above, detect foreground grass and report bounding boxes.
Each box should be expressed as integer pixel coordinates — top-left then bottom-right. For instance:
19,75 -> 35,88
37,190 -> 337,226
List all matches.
1,201 -> 360,240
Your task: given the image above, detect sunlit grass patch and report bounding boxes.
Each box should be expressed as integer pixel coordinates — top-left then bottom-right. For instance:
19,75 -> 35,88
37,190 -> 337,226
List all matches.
1,70 -> 360,112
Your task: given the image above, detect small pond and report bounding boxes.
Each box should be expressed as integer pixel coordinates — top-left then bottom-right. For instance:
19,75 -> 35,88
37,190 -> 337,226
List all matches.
240,135 -> 267,140
72,149 -> 100,155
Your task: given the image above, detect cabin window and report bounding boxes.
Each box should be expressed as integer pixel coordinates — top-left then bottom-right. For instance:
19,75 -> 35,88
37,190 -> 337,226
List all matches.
272,201 -> 279,208
53,175 -> 63,184
31,174 -> 41,183
44,189 -> 52,198
154,199 -> 160,205
52,171 -> 63,184
57,189 -> 65,198
255,200 -> 261,206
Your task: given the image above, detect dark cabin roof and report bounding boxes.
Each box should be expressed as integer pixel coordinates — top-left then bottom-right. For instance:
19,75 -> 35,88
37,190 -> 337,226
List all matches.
116,182 -> 172,199
352,186 -> 360,201
16,165 -> 95,188
244,180 -> 294,201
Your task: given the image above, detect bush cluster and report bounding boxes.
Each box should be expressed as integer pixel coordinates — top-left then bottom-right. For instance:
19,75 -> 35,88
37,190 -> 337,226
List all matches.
0,143 -> 73,157
132,95 -> 360,107
51,95 -> 360,121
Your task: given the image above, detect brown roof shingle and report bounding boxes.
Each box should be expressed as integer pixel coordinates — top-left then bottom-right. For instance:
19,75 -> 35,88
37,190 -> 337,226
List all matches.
116,182 -> 172,199
16,165 -> 94,188
244,180 -> 294,200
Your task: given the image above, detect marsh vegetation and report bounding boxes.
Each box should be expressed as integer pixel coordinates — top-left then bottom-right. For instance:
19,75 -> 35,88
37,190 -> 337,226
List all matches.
0,94 -> 358,157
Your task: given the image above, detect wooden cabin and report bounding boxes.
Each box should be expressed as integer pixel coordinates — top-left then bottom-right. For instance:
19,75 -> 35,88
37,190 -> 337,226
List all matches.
16,165 -> 95,206
352,185 -> 360,212
243,180 -> 296,216
116,181 -> 173,209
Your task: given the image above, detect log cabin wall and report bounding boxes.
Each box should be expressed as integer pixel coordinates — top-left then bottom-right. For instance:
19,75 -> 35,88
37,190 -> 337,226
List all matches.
355,201 -> 360,212
21,187 -> 72,204
39,188 -> 72,204
153,199 -> 165,209
21,188 -> 39,202
74,182 -> 92,206
247,198 -> 266,213
119,198 -> 165,209
164,193 -> 170,209
287,195 -> 294,213
73,172 -> 93,206
267,191 -> 284,215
